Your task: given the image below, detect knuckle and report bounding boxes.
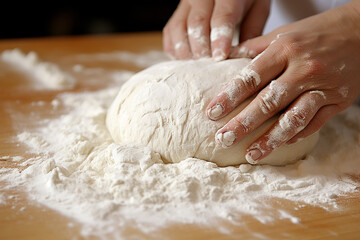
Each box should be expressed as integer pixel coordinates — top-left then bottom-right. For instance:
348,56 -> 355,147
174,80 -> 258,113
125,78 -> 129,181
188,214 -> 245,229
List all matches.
174,21 -> 185,30
280,35 -> 302,55
236,66 -> 262,93
258,81 -> 286,115
212,11 -> 235,24
189,14 -> 207,26
259,96 -> 278,115
232,116 -> 250,133
304,59 -> 325,76
287,110 -> 307,130
168,19 -> 186,32
237,75 -> 258,93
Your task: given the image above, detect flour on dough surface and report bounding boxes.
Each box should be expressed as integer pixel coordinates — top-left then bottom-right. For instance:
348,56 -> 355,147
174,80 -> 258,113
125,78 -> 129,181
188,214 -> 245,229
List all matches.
1,50 -> 359,239
106,59 -> 319,166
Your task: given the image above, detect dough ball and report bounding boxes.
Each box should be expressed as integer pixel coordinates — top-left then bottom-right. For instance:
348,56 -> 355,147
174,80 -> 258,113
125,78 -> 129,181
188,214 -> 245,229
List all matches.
106,59 -> 319,166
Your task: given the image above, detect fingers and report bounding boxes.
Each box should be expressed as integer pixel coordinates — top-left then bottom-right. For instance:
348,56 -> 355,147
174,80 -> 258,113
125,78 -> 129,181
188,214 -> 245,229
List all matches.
287,104 -> 341,144
207,39 -> 287,121
210,0 -> 246,61
164,0 -> 271,60
244,90 -> 329,164
187,0 -> 214,59
163,1 -> 192,59
214,76 -> 294,149
239,0 -> 271,42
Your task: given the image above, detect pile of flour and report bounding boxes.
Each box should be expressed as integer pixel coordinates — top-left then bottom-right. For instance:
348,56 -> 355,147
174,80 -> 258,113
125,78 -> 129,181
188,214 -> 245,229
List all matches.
0,51 -> 360,239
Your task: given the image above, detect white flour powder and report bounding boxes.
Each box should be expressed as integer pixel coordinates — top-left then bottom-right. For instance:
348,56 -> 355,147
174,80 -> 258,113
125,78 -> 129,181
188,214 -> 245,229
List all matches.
0,192 -> 6,205
1,88 -> 360,238
0,51 -> 360,239
1,49 -> 75,89
71,50 -> 169,68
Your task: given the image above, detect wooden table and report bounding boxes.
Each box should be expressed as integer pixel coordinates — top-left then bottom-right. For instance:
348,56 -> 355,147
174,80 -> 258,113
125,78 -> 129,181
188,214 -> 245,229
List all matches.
0,33 -> 359,240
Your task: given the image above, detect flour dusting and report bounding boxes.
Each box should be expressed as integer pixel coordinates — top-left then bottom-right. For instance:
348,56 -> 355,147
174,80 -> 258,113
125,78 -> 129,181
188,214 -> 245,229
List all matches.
188,26 -> 207,45
0,50 -> 360,239
260,80 -> 287,114
72,50 -> 169,68
210,25 -> 233,42
1,49 -> 75,89
0,192 -> 6,205
1,87 -> 359,238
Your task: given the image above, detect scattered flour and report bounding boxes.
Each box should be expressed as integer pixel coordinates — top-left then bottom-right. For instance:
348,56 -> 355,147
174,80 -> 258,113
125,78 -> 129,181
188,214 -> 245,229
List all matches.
210,25 -> 233,42
1,87 -> 359,238
187,26 -> 209,57
110,70 -> 135,85
339,86 -> 349,98
72,64 -> 104,75
0,156 -> 10,161
0,192 -> 6,205
0,156 -> 24,162
1,49 -> 75,89
72,50 -> 169,68
0,50 -> 360,239
174,41 -> 185,50
188,26 -> 207,45
239,66 -> 261,87
230,46 -> 256,58
310,90 -> 327,100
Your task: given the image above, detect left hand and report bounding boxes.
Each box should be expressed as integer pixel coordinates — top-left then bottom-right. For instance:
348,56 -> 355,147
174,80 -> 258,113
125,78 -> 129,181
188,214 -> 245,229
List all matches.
163,0 -> 270,60
206,1 -> 360,164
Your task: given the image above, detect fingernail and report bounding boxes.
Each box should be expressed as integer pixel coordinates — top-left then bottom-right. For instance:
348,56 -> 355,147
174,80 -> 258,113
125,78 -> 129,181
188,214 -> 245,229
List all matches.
208,104 -> 224,120
215,131 -> 236,148
245,149 -> 262,164
212,48 -> 226,62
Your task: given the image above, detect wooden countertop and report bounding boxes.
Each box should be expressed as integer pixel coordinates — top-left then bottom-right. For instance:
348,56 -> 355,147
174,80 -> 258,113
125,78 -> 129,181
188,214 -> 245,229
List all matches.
0,32 -> 359,240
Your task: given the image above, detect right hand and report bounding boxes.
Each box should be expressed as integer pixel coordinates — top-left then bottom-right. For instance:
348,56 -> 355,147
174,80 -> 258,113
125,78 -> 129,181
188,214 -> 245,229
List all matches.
163,0 -> 271,61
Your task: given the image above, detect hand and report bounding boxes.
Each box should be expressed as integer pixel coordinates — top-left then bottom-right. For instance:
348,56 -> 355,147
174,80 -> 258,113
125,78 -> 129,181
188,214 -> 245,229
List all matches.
163,0 -> 270,61
207,1 -> 360,164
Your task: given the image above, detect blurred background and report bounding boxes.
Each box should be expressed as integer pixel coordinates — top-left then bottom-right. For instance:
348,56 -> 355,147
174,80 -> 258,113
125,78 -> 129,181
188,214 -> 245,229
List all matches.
0,1 -> 179,39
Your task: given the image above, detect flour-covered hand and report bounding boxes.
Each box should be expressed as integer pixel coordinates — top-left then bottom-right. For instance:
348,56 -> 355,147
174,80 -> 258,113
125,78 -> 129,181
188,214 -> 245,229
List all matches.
207,1 -> 360,164
163,0 -> 270,61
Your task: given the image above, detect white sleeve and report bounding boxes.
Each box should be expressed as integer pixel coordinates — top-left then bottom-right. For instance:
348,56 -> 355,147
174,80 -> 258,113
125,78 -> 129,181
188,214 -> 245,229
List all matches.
263,0 -> 350,34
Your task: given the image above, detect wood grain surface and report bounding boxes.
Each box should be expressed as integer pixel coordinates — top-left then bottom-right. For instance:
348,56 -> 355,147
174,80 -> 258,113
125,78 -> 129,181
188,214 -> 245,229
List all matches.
0,33 -> 359,240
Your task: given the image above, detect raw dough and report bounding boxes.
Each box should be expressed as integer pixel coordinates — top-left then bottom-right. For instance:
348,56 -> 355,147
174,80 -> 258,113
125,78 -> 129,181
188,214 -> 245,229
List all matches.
106,59 -> 319,166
